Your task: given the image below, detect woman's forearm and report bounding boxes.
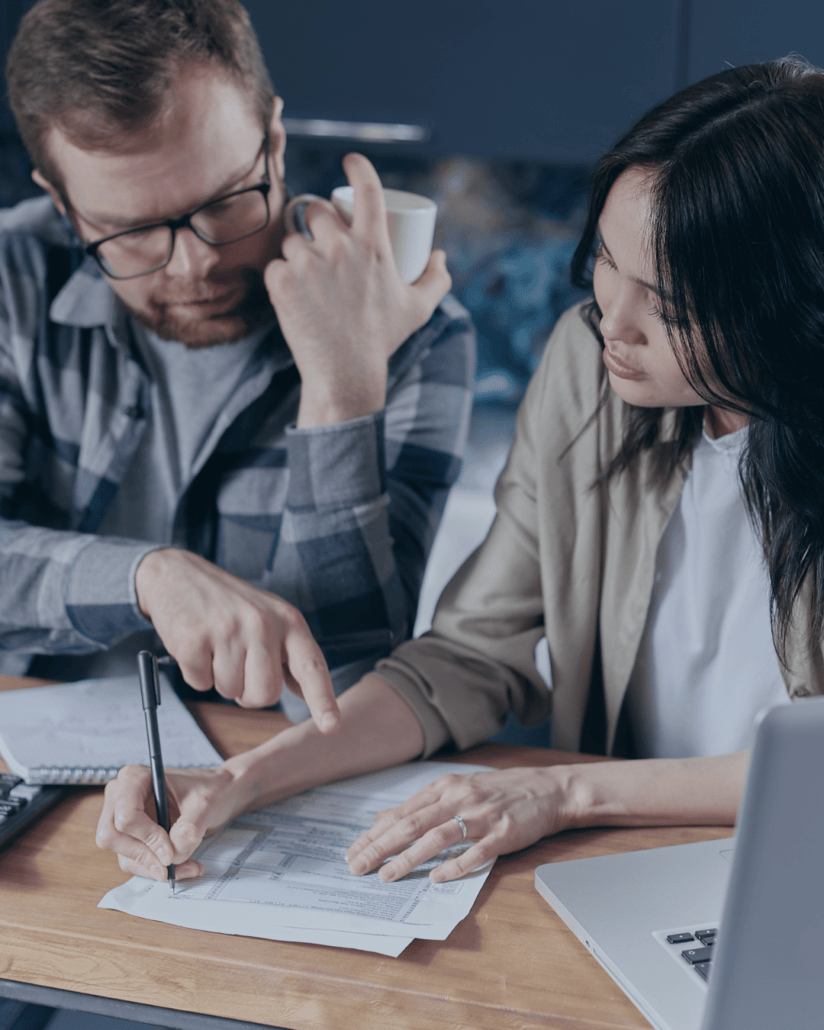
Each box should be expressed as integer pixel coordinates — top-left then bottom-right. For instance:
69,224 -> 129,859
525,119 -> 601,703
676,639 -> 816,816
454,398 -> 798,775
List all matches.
224,672 -> 426,814
565,750 -> 749,830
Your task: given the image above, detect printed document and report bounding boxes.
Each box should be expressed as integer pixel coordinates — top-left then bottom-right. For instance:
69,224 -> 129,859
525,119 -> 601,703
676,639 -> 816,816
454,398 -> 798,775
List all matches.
100,761 -> 493,956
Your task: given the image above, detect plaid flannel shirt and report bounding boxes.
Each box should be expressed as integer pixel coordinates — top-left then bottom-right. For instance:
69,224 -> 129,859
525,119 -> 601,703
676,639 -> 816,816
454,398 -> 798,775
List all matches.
0,196 -> 475,693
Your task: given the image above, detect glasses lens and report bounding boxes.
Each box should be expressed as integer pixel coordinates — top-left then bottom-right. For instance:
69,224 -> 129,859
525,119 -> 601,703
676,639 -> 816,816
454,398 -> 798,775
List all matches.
191,188 -> 269,245
96,225 -> 174,278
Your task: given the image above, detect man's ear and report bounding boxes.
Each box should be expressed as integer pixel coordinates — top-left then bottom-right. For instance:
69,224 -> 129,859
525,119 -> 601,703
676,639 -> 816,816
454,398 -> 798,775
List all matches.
31,169 -> 66,215
269,96 -> 286,181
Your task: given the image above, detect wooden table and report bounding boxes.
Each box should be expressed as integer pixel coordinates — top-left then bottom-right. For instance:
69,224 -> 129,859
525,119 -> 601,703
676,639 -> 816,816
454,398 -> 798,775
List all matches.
0,675 -> 732,1030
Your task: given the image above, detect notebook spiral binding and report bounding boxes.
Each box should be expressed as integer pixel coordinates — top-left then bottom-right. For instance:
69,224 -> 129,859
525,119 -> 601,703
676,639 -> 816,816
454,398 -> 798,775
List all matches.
29,767 -> 121,785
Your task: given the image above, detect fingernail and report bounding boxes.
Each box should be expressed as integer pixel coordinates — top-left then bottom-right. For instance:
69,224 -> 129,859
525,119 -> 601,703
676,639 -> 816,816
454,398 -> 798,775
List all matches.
151,864 -> 165,878
158,849 -> 171,864
348,857 -> 366,875
321,713 -> 338,733
379,864 -> 398,882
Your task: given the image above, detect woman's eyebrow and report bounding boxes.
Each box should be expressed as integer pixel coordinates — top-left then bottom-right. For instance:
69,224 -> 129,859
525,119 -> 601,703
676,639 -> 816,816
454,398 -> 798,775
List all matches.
597,230 -> 671,300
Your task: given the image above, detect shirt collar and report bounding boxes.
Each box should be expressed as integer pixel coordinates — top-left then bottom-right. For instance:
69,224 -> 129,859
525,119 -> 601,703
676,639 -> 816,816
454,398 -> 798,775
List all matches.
49,255 -> 120,329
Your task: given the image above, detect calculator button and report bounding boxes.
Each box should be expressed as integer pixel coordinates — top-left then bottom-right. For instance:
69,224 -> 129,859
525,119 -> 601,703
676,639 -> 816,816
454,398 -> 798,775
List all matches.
666,933 -> 695,945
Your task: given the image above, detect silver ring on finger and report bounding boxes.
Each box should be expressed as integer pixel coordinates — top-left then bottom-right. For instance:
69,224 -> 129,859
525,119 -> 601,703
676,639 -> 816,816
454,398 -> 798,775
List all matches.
452,814 -> 468,842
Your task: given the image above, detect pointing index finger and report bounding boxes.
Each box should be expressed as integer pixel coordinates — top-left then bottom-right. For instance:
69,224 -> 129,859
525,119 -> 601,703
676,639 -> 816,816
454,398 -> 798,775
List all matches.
282,626 -> 341,733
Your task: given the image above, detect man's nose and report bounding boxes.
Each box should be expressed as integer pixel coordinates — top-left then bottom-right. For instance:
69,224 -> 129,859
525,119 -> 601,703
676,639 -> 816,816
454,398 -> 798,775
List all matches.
164,226 -> 221,278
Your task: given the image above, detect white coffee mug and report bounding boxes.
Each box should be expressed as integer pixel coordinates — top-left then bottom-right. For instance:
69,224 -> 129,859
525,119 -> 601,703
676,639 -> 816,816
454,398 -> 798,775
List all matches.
284,186 -> 437,284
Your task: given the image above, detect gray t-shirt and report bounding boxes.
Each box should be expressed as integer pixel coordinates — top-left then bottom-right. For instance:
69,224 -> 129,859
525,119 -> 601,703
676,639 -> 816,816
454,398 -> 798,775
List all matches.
99,321 -> 271,543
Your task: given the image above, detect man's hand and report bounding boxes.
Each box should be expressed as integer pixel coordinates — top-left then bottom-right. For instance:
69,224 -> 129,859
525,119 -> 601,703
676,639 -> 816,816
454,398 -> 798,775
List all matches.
96,763 -> 242,880
345,766 -> 574,883
135,548 -> 340,729
264,152 -> 451,428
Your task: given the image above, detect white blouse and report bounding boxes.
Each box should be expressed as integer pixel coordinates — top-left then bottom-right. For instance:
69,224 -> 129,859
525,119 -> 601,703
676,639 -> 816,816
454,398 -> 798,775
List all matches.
626,427 -> 789,758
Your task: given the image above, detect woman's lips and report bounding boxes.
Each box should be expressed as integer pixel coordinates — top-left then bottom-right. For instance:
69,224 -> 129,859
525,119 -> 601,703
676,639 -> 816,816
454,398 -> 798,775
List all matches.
603,345 -> 645,380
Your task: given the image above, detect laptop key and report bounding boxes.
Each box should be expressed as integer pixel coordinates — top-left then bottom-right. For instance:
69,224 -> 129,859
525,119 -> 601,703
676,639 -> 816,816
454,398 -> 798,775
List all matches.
682,946 -> 715,964
695,928 -> 717,938
666,933 -> 695,944
0,773 -> 23,798
693,961 -> 712,982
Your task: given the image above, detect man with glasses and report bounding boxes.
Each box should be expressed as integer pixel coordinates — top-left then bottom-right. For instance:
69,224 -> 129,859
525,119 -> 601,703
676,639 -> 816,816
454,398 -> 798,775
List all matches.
0,0 -> 474,729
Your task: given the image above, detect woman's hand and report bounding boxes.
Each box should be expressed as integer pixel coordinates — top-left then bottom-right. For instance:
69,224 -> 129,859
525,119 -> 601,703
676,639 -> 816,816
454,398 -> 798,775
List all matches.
345,766 -> 580,883
95,763 -> 246,881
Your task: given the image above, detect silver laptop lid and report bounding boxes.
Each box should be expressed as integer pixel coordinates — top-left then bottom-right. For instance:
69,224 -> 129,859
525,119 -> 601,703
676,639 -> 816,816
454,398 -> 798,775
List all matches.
702,695 -> 824,1030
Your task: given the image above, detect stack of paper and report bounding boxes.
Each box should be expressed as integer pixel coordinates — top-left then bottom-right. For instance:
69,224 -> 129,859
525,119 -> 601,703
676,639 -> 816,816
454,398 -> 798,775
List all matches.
99,761 -> 494,956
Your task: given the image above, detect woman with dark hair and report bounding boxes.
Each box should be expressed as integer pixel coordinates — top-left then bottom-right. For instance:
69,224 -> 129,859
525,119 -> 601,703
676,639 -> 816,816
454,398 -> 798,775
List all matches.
99,57 -> 824,886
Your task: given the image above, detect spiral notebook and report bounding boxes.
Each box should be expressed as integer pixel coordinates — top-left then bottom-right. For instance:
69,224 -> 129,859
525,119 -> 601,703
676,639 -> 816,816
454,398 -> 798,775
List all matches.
0,675 -> 223,784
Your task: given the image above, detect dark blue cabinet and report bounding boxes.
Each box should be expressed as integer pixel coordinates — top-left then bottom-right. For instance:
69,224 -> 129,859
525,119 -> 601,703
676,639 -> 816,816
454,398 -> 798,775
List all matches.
3,1 -> 824,166
244,0 -> 684,163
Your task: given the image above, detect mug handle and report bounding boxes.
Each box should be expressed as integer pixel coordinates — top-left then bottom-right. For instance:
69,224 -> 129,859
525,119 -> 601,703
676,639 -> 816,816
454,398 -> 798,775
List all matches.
283,193 -> 324,239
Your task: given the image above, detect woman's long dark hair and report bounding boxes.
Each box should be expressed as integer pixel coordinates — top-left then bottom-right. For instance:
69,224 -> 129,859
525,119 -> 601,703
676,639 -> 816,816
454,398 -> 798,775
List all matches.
571,56 -> 824,660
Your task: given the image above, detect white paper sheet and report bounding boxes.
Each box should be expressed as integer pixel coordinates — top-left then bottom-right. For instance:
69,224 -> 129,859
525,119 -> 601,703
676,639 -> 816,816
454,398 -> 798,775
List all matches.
100,761 -> 493,956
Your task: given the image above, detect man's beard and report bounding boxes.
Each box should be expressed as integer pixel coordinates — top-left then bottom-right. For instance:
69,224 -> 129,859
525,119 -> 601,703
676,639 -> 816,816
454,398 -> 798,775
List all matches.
127,268 -> 275,347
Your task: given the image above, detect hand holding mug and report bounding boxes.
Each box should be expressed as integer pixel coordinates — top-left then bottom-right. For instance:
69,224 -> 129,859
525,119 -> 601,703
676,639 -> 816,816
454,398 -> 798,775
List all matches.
286,181 -> 438,284
265,153 -> 450,428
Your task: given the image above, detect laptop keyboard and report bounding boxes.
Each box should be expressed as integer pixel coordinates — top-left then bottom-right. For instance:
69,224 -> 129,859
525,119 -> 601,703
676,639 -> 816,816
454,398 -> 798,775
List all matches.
661,927 -> 719,982
0,772 -> 67,853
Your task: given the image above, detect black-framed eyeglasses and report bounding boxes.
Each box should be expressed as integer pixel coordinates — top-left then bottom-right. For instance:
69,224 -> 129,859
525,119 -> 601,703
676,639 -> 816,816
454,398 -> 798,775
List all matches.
80,136 -> 272,280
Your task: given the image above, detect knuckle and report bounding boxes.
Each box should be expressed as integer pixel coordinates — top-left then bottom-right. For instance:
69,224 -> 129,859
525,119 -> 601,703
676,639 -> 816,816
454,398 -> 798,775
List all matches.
289,652 -> 326,680
403,813 -> 428,839
429,826 -> 454,850
279,602 -> 307,633
117,763 -> 146,786
244,605 -> 270,640
465,786 -> 487,806
432,773 -> 459,794
113,807 -> 139,834
498,813 -> 517,835
96,826 -> 115,850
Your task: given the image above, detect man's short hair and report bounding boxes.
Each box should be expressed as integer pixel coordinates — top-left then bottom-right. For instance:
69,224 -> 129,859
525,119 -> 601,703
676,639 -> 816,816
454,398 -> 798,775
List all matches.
6,0 -> 276,189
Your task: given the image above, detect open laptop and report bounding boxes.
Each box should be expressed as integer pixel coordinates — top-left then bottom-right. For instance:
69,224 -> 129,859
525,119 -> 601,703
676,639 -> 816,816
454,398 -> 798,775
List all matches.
534,696 -> 824,1030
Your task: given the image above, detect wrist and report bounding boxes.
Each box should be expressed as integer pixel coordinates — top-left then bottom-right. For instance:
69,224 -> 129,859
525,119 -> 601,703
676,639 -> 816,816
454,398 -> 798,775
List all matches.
297,373 -> 387,428
134,548 -> 169,618
222,719 -> 318,813
550,763 -> 615,831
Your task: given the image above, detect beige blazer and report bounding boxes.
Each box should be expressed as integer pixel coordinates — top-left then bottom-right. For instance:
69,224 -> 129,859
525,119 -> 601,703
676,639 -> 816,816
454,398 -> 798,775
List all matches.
376,303 -> 823,757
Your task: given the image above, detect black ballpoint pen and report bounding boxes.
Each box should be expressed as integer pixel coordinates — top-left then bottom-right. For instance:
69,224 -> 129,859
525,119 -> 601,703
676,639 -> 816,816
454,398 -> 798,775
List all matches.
137,649 -> 176,894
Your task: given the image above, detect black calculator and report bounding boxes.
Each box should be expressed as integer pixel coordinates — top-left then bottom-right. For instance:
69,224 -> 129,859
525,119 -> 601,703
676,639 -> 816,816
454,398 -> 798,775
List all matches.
0,772 -> 68,852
